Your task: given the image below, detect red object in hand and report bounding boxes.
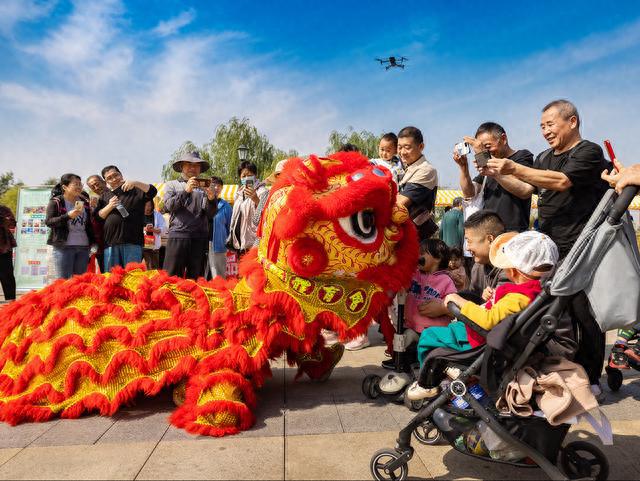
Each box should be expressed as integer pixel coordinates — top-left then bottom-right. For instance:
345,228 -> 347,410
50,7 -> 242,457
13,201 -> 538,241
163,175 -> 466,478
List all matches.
604,140 -> 618,172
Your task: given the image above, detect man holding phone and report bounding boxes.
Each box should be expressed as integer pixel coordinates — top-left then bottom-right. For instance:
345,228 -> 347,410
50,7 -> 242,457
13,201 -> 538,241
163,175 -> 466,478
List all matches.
485,101 -> 609,258
454,122 -> 533,233
163,151 -> 217,279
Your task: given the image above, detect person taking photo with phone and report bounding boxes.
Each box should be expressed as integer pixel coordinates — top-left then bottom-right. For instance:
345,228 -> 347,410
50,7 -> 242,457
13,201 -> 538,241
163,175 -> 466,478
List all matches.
163,151 -> 217,279
454,122 -> 533,233
45,173 -> 96,279
96,165 -> 157,272
227,160 -> 268,258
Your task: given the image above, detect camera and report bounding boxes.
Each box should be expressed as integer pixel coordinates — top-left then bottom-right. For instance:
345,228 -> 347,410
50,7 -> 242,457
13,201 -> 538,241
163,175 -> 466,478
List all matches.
454,142 -> 471,156
195,178 -> 211,189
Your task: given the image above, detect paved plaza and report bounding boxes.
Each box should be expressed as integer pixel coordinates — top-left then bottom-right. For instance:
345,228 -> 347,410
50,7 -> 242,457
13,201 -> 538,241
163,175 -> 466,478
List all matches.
0,326 -> 639,479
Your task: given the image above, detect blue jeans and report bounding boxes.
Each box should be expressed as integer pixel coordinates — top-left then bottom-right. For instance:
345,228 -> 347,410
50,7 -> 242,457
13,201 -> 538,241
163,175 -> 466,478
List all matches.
104,244 -> 143,272
53,246 -> 90,279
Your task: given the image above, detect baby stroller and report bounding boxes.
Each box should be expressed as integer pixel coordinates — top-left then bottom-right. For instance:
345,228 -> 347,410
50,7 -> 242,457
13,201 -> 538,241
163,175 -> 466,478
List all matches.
369,186 -> 640,481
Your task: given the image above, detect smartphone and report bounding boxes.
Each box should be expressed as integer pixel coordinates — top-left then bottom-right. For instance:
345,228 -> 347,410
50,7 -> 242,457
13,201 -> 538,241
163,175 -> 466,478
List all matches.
196,178 -> 211,188
475,153 -> 489,168
245,178 -> 255,188
75,200 -> 84,210
454,142 -> 471,156
604,140 -> 618,172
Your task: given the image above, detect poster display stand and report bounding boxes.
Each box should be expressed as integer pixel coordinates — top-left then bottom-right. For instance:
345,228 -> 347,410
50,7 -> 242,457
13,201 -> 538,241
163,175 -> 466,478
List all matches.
13,187 -> 53,291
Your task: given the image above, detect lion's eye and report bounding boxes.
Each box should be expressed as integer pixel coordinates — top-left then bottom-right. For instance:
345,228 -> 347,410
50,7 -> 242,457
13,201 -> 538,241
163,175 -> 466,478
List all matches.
338,210 -> 377,244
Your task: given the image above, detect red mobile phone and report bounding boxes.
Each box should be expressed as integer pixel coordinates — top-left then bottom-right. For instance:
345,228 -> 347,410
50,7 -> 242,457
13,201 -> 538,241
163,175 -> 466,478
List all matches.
604,139 -> 618,172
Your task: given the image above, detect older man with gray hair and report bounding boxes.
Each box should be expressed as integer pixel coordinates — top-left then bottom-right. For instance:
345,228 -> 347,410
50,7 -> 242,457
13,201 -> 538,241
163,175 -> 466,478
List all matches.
486,99 -> 611,395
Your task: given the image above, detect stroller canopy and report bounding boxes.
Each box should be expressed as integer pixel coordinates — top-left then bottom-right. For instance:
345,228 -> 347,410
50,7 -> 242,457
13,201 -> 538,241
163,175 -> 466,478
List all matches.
550,189 -> 640,331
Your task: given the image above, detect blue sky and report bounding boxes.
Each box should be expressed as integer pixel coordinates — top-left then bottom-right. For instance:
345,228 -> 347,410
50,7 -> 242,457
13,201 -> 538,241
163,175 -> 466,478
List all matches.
1,0 -> 639,187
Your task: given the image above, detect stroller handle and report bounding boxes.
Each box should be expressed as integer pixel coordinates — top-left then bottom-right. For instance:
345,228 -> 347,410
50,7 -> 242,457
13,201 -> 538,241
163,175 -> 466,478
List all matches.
607,185 -> 640,224
447,301 -> 489,337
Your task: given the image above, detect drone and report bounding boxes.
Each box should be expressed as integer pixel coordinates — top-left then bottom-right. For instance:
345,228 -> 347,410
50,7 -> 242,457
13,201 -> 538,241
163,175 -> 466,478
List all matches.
375,56 -> 408,70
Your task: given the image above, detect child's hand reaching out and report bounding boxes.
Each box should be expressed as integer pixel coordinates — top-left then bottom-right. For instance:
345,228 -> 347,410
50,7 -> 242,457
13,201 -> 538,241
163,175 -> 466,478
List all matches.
443,293 -> 467,310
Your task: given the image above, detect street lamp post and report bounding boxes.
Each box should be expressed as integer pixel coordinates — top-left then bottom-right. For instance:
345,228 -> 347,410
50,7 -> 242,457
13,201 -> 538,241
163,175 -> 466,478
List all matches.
237,144 -> 249,162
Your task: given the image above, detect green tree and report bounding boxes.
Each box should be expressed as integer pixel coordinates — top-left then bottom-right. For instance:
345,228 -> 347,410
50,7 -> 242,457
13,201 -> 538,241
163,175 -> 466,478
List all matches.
325,127 -> 381,158
0,182 -> 25,214
0,172 -> 14,197
161,140 -> 211,182
42,177 -> 58,186
161,118 -> 298,185
205,117 -> 285,184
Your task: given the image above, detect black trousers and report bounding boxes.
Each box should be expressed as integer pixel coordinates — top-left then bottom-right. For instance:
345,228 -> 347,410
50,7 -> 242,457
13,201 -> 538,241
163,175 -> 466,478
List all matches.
163,238 -> 208,280
0,252 -> 16,300
571,291 -> 605,385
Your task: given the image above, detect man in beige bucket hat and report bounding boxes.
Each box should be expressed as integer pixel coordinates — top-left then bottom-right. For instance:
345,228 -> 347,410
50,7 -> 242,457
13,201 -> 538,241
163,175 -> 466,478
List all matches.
163,151 -> 217,279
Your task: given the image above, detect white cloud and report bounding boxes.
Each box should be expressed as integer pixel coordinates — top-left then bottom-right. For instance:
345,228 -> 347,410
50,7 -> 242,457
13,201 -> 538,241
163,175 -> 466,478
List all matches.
0,0 -> 54,37
21,0 -> 133,91
0,3 -> 638,193
152,8 -> 196,37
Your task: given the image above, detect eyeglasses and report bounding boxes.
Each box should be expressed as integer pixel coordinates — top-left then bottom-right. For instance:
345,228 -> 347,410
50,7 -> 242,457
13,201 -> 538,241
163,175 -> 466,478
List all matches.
104,172 -> 122,181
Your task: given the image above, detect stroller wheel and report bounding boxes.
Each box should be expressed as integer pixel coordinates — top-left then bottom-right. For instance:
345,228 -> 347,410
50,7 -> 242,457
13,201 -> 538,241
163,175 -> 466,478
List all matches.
560,441 -> 609,480
412,420 -> 442,445
606,367 -> 623,392
362,374 -> 382,399
370,449 -> 409,481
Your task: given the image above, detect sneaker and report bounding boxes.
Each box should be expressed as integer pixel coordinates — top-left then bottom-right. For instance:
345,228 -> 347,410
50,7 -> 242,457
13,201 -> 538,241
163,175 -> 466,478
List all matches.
625,344 -> 640,363
406,381 -> 440,401
345,334 -> 370,351
610,344 -> 630,369
379,372 -> 412,394
321,329 -> 339,346
445,366 -> 462,379
382,358 -> 396,370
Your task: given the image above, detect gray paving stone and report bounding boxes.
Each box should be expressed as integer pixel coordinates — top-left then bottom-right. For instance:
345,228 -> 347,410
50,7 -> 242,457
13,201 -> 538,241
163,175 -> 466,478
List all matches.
285,398 -> 342,435
97,410 -> 171,444
238,398 -> 285,438
0,442 -> 155,480
137,437 -> 284,480
335,401 -> 400,433
0,449 -> 20,467
285,431 -> 433,480
31,415 -> 115,447
0,420 -> 60,448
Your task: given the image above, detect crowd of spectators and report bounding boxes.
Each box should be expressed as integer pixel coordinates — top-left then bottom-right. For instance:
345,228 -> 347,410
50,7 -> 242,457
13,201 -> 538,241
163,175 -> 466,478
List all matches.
0,98 -> 624,394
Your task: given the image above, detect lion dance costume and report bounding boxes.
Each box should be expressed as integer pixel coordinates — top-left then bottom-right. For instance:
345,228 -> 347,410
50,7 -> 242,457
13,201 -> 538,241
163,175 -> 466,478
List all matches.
0,152 -> 418,436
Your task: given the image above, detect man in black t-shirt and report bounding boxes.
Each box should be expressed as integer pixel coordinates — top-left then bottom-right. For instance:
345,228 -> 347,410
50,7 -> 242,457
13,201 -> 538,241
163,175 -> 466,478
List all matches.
486,99 -> 610,390
454,122 -> 533,232
95,165 -> 157,272
486,100 -> 609,258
